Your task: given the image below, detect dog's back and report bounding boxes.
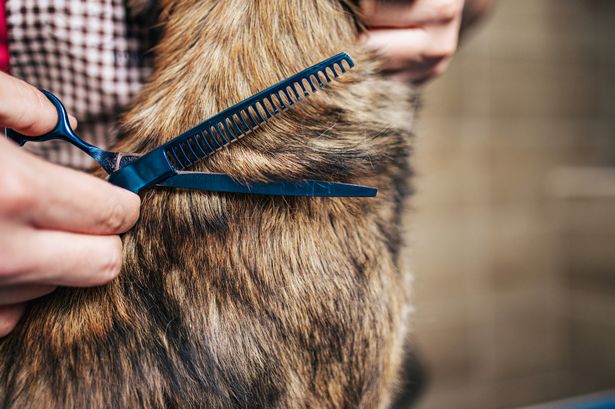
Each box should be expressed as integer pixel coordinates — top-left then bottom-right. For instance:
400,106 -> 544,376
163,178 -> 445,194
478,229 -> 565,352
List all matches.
0,1 -> 415,408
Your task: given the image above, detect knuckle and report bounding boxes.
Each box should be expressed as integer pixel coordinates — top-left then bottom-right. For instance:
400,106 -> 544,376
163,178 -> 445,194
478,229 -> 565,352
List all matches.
443,37 -> 460,55
99,238 -> 123,282
0,172 -> 37,216
100,200 -> 128,233
425,39 -> 458,59
31,87 -> 55,125
0,256 -> 18,281
435,0 -> 462,21
12,87 -> 52,136
0,245 -> 29,283
432,59 -> 452,77
122,194 -> 141,227
432,63 -> 448,77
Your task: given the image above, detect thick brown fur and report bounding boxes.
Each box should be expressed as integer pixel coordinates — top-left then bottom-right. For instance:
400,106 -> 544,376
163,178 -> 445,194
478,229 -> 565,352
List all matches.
0,1 -> 415,408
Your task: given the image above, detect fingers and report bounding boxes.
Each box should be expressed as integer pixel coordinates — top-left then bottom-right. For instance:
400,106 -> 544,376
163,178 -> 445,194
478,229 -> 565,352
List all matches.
379,56 -> 452,85
365,22 -> 460,61
365,23 -> 459,81
0,303 -> 25,338
0,72 -> 130,340
29,162 -> 141,235
0,71 -> 78,135
361,0 -> 464,84
362,0 -> 464,27
0,72 -> 57,135
364,28 -> 431,68
0,228 -> 123,287
0,284 -> 56,305
1,138 -> 141,235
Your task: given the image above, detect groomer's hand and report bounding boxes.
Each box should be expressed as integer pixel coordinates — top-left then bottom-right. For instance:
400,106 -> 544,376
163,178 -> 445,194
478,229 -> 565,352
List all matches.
0,72 -> 140,337
362,0 -> 466,84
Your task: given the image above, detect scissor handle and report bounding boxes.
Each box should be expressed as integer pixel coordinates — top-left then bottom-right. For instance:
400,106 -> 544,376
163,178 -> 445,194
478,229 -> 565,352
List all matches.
6,89 -> 100,155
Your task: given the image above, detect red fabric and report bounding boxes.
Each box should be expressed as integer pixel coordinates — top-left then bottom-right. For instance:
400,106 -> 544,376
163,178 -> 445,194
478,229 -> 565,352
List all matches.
0,0 -> 9,72
0,0 -> 8,72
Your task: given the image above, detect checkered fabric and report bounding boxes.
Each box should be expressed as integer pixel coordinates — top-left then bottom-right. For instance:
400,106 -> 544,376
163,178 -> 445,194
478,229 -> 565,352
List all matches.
5,0 -> 158,169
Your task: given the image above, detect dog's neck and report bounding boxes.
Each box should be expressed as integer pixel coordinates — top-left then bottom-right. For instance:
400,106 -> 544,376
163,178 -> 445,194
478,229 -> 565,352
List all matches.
115,0 -> 362,154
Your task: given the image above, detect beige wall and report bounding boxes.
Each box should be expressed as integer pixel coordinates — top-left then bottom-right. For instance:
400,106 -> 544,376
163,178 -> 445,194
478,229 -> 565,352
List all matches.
403,1 -> 615,408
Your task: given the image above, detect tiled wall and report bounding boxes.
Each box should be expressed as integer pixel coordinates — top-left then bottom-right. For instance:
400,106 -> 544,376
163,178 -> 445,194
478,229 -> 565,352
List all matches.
403,1 -> 615,408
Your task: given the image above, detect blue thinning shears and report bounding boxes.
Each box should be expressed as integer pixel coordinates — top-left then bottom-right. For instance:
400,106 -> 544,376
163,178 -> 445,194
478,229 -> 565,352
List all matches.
5,53 -> 377,198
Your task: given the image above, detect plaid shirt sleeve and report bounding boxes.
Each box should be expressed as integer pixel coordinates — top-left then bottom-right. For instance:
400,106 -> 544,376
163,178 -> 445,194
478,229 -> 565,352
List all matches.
5,0 -> 158,169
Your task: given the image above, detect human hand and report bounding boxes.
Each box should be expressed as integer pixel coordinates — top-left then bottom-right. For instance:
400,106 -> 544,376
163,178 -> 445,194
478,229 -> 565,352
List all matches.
361,0 -> 466,85
0,72 -> 141,337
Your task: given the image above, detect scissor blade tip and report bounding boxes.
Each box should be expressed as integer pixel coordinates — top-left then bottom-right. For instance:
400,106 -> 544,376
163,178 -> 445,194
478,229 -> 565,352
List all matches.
355,187 -> 378,198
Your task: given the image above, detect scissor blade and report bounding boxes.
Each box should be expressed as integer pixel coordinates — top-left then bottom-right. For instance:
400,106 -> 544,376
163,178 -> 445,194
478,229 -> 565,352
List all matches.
108,52 -> 355,193
158,172 -> 377,198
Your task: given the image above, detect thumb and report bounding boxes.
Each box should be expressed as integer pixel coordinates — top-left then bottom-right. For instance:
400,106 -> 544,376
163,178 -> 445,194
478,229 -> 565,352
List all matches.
0,72 -> 77,136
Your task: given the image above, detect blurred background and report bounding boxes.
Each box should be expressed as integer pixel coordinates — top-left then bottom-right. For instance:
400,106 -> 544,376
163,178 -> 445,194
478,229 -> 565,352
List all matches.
402,0 -> 615,408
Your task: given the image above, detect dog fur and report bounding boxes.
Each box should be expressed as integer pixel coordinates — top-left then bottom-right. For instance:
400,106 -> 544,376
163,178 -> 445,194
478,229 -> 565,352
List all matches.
0,1 -> 415,407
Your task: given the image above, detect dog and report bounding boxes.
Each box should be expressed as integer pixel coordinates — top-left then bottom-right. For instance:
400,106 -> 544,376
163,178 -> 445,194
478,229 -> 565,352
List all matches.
0,1 -> 416,407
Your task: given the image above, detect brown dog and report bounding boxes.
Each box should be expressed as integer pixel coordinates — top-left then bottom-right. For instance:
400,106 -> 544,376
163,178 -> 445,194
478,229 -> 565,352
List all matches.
0,1 -> 415,407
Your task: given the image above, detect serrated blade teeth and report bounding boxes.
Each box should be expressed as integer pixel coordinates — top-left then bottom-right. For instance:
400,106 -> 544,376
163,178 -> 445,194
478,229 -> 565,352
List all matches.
163,52 -> 355,171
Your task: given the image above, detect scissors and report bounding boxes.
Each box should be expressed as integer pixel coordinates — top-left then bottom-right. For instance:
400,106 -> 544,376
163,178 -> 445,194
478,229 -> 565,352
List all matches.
5,53 -> 377,198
